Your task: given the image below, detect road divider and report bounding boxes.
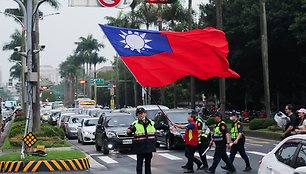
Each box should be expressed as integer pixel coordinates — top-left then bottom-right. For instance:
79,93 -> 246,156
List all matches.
0,157 -> 90,172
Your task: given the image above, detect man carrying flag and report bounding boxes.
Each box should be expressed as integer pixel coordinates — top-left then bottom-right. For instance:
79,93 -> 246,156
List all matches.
99,24 -> 239,88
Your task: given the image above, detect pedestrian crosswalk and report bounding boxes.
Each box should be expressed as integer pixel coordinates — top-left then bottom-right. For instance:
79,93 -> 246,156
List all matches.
92,149 -> 267,165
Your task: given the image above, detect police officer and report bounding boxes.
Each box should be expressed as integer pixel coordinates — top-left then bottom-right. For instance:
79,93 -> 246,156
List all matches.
172,111 -> 198,173
222,112 -> 252,172
206,112 -> 236,174
127,107 -> 168,174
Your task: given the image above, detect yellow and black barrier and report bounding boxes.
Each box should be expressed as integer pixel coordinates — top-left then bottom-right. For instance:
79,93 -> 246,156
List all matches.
0,157 -> 90,172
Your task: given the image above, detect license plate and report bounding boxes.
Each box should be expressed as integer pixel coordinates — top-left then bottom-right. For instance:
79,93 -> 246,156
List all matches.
122,139 -> 132,144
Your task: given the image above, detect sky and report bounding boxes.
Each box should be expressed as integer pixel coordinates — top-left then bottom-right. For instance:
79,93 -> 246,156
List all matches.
0,0 -> 208,85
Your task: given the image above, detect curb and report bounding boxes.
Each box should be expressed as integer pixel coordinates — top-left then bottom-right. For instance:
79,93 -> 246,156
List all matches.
0,157 -> 90,173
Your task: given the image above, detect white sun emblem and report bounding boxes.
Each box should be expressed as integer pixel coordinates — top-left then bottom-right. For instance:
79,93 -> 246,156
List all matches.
119,30 -> 152,53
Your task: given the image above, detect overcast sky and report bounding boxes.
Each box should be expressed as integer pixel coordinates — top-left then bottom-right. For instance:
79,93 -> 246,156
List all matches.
0,0 -> 208,85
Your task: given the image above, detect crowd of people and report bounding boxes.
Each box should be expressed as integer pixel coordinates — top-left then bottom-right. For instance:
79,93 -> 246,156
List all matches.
127,107 -> 252,174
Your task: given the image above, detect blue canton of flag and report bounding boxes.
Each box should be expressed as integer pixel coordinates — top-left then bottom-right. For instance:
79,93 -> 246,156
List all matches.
99,24 -> 172,57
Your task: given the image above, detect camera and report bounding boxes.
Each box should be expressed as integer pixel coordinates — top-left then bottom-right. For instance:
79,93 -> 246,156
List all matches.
14,46 -> 21,52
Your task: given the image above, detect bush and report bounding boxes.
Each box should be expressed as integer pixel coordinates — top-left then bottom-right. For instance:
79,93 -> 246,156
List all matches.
249,118 -> 277,130
14,116 -> 26,122
268,125 -> 283,132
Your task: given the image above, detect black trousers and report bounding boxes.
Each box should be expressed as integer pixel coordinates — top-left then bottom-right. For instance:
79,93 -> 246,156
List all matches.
209,142 -> 235,172
185,145 -> 197,171
136,153 -> 153,174
193,142 -> 209,167
229,139 -> 251,167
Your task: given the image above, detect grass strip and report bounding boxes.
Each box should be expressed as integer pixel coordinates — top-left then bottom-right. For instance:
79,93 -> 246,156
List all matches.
0,150 -> 86,162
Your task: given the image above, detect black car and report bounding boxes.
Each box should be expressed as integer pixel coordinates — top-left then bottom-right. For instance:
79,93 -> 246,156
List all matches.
95,112 -> 136,155
153,109 -> 192,149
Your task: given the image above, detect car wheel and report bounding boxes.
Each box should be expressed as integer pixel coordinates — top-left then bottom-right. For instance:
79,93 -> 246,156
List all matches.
102,140 -> 109,155
96,142 -> 102,151
166,137 -> 173,150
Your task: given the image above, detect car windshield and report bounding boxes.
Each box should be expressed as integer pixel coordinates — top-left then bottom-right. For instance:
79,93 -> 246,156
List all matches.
84,119 -> 98,127
69,116 -> 89,123
105,115 -> 135,127
146,110 -> 160,119
166,111 -> 189,124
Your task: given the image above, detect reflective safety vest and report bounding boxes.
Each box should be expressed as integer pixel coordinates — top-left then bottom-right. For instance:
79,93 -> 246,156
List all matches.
132,120 -> 156,142
230,121 -> 242,140
213,121 -> 225,142
196,118 -> 210,144
185,121 -> 198,146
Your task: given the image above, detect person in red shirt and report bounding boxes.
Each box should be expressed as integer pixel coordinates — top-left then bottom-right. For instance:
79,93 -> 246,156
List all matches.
172,112 -> 198,173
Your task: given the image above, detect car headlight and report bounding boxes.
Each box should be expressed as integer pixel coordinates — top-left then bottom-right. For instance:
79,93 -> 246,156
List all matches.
107,132 -> 117,138
83,131 -> 92,135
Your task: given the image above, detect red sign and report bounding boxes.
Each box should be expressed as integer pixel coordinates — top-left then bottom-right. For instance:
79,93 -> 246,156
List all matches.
97,0 -> 121,7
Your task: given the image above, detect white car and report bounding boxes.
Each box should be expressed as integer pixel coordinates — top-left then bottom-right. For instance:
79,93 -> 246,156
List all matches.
77,117 -> 99,144
258,134 -> 306,174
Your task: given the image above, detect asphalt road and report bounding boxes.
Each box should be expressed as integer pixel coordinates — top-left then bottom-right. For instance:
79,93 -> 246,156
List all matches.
66,136 -> 278,174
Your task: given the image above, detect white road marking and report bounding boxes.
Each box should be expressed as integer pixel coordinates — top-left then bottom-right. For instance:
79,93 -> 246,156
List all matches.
98,156 -> 118,164
246,151 -> 266,156
128,155 -> 137,160
158,153 -> 182,160
245,142 -> 264,147
226,152 -> 241,158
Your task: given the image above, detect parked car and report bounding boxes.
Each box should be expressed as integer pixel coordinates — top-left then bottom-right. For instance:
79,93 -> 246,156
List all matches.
258,134 -> 306,174
77,117 -> 99,144
153,109 -> 192,149
48,110 -> 61,126
136,105 -> 170,120
65,115 -> 90,139
95,112 -> 136,155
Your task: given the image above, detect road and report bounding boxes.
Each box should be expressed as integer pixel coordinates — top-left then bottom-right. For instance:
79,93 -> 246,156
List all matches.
64,136 -> 278,174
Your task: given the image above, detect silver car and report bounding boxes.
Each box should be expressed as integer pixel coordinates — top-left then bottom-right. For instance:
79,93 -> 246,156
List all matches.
65,115 -> 90,139
77,117 -> 99,144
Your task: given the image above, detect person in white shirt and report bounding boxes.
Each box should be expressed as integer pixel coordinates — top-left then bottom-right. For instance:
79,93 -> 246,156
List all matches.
295,108 -> 306,134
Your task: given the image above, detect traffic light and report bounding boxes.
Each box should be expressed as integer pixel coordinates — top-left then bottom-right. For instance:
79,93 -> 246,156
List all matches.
80,80 -> 87,84
146,0 -> 176,4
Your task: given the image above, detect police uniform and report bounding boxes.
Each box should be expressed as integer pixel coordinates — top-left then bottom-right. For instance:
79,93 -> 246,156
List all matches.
229,120 -> 252,171
128,107 -> 168,174
207,113 -> 235,173
194,117 -> 210,169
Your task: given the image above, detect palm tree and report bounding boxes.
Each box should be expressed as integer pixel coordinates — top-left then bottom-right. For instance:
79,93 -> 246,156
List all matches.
90,52 -> 106,79
2,30 -> 23,81
75,34 -> 105,97
59,55 -> 82,106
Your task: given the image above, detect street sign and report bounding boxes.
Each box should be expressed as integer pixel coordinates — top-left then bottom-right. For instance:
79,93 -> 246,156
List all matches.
90,78 -> 95,85
97,0 -> 120,7
95,79 -> 104,85
23,132 -> 37,148
107,83 -> 113,89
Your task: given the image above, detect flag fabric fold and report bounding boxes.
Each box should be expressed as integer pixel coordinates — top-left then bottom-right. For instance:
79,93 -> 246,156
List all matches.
99,24 -> 239,88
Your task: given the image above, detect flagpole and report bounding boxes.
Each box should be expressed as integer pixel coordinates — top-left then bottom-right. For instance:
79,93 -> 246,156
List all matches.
142,87 -> 185,142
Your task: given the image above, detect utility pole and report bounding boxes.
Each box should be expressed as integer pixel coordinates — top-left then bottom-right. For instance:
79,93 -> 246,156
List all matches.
216,0 -> 226,116
32,0 -> 40,131
259,0 -> 271,118
188,0 -> 196,109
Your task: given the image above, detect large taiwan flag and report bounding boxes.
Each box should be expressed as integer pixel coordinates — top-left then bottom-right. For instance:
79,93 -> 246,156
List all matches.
99,24 -> 239,88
